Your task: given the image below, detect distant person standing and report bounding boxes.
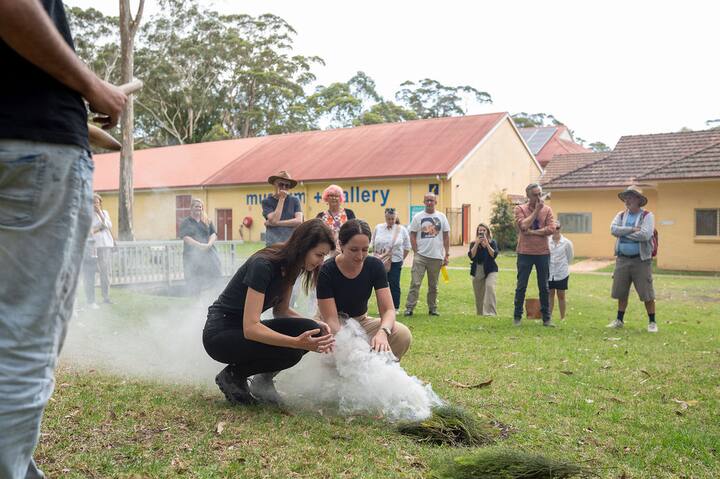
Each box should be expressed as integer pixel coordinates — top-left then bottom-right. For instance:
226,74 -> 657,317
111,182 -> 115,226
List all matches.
468,223 -> 499,316
548,223 -> 573,320
262,170 -> 303,246
607,186 -> 658,332
404,193 -> 450,317
513,183 -> 556,327
180,198 -> 222,293
90,193 -> 114,304
82,194 -> 115,307
0,0 -> 127,476
372,208 -> 411,311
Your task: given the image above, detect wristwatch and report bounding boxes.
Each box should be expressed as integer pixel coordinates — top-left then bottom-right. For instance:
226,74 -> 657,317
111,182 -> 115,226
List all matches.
381,326 -> 392,337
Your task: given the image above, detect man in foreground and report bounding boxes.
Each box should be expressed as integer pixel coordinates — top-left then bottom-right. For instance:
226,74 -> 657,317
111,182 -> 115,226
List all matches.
0,0 -> 126,476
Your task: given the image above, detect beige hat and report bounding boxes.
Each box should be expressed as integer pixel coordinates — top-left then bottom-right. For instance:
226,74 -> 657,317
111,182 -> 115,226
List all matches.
618,185 -> 648,207
267,170 -> 298,189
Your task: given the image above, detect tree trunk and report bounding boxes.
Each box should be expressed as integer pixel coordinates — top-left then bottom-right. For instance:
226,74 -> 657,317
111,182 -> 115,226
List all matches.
118,0 -> 144,240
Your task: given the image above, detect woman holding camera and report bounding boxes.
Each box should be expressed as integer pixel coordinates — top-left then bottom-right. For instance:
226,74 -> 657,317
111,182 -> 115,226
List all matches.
468,223 -> 499,316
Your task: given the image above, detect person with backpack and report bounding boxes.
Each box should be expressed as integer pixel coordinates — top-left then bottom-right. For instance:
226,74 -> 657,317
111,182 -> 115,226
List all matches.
608,186 -> 659,332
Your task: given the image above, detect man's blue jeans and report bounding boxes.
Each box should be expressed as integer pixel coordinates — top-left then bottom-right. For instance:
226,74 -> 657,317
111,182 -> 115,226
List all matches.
513,253 -> 551,321
0,140 -> 93,479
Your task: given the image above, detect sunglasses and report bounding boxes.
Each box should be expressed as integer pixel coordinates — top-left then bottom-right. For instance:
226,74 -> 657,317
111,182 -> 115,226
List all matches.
277,182 -> 292,189
385,208 -> 396,214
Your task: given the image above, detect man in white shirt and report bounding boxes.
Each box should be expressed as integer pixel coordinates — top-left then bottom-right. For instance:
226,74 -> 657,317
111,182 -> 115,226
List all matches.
548,223 -> 574,320
404,193 -> 450,316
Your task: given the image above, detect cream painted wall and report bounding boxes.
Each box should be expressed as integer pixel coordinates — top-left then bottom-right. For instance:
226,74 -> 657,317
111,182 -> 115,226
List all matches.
548,189 -> 658,258
303,177 -> 449,229
204,177 -> 449,243
450,117 -> 542,237
101,179 -> 453,243
655,180 -> 720,271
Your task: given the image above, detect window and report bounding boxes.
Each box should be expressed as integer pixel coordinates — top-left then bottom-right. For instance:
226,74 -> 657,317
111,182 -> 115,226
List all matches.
176,195 -> 192,238
557,213 -> 592,233
695,209 -> 719,236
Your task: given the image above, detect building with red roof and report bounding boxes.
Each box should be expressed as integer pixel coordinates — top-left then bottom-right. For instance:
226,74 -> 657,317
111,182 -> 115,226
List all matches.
94,112 -> 542,244
540,129 -> 720,271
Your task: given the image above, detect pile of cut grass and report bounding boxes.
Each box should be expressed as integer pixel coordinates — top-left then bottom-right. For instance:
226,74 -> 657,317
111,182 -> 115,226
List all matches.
433,448 -> 596,479
397,405 -> 496,447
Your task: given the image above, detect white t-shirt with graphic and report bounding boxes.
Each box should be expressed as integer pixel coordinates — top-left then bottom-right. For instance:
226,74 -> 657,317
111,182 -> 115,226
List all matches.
408,210 -> 450,260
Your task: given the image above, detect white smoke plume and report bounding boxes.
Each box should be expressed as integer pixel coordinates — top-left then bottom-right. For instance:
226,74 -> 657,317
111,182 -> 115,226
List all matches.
60,287 -> 223,389
61,283 -> 442,422
276,319 -> 442,422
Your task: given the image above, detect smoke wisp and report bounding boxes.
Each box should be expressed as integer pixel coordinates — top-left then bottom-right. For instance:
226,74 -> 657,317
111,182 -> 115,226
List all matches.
61,285 -> 441,422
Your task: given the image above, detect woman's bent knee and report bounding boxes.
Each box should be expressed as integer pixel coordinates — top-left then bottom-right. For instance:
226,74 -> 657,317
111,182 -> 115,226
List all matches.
390,322 -> 412,360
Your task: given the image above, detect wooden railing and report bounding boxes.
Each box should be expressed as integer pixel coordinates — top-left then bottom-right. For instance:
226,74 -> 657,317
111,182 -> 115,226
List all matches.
108,240 -> 247,285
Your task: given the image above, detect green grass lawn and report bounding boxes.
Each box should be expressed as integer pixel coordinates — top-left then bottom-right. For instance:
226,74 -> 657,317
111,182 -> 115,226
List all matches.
38,263 -> 720,478
596,259 -> 720,277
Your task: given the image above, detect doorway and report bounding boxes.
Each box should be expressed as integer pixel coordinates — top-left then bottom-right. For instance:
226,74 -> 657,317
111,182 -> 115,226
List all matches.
216,209 -> 233,240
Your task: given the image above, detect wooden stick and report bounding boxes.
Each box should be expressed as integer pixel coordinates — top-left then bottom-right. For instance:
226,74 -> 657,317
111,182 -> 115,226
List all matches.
88,124 -> 121,151
86,78 -> 143,150
119,78 -> 143,96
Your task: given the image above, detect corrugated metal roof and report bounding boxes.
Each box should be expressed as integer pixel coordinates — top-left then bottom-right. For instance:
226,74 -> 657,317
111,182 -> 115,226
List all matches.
93,113 -> 509,191
93,137 -> 267,191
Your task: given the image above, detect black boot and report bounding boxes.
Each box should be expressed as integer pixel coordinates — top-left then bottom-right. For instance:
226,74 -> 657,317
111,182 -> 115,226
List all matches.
215,366 -> 257,405
248,372 -> 283,406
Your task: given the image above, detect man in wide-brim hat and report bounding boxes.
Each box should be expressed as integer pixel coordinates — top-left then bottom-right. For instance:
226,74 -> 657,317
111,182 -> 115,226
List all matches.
267,170 -> 298,189
261,170 -> 303,246
608,185 -> 658,332
617,185 -> 648,207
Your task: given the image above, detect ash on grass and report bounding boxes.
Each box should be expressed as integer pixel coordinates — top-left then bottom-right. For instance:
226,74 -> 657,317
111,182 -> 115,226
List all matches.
432,448 -> 596,479
397,405 -> 497,447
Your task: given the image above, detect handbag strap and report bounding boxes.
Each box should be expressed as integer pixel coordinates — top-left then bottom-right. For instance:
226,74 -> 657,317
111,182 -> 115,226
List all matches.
390,224 -> 400,246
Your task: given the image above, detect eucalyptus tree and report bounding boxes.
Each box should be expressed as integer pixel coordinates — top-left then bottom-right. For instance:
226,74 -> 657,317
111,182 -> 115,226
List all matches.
395,79 -> 492,119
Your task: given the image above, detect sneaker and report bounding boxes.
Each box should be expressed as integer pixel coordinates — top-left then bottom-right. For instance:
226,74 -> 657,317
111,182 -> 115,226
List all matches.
215,367 -> 257,405
513,317 -> 522,326
647,322 -> 658,333
403,310 -> 413,317
606,319 -> 624,329
542,320 -> 555,328
247,373 -> 283,406
90,303 -> 100,310
428,310 -> 440,316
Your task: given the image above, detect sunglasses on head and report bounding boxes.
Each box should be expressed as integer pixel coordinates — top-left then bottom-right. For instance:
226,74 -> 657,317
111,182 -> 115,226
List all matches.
385,208 -> 396,214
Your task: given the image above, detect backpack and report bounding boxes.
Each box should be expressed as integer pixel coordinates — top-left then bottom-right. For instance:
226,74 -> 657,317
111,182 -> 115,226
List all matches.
620,210 -> 658,257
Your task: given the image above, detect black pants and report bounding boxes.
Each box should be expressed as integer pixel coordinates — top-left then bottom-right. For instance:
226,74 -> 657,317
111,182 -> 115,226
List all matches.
513,253 -> 550,321
203,313 -> 321,378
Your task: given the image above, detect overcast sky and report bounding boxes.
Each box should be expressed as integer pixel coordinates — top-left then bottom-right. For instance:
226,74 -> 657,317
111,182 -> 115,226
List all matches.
67,0 -> 719,148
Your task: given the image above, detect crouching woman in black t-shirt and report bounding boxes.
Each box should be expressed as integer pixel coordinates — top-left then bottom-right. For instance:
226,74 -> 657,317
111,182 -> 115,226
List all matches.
203,219 -> 336,405
317,219 -> 412,360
